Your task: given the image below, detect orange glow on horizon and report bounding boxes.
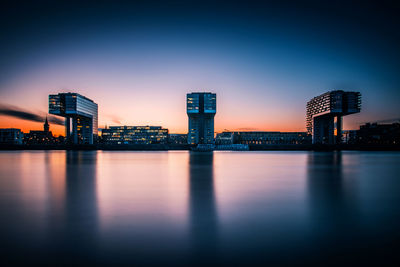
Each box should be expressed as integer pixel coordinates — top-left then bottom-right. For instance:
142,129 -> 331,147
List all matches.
0,117 -> 65,136
1,114 -> 308,136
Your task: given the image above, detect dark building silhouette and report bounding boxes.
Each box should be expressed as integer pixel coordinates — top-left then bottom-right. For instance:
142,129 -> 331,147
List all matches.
306,90 -> 361,144
0,128 -> 23,145
342,130 -> 358,144
187,92 -> 216,144
49,93 -> 98,145
24,117 -> 56,145
44,116 -> 50,132
357,122 -> 400,145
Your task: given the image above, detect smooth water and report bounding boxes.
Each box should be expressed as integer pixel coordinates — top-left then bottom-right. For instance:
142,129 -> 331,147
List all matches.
0,151 -> 399,265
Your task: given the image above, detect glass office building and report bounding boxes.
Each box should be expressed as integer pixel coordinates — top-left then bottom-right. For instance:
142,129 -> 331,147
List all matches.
215,131 -> 311,145
187,92 -> 216,144
101,126 -> 168,144
306,90 -> 361,144
49,93 -> 98,144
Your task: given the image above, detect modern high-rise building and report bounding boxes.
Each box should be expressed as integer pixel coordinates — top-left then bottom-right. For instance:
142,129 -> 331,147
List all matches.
49,93 -> 98,144
306,90 -> 361,144
187,92 -> 216,144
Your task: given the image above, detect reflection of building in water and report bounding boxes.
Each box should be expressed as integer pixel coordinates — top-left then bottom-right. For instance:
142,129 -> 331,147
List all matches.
60,151 -> 99,262
307,152 -> 345,217
65,151 -> 98,240
306,152 -> 359,262
188,152 -> 218,262
39,151 -> 99,264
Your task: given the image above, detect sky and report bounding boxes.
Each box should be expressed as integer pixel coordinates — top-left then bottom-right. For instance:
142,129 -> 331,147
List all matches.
0,0 -> 399,135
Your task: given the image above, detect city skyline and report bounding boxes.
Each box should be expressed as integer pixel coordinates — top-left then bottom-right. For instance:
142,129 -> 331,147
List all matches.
1,1 -> 399,135
0,86 -> 398,136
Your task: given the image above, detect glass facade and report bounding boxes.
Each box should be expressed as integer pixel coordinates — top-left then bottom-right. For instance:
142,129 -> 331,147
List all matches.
49,93 -> 98,144
232,131 -> 311,145
187,94 -> 200,113
101,126 -> 168,144
187,92 -> 216,144
203,93 -> 216,113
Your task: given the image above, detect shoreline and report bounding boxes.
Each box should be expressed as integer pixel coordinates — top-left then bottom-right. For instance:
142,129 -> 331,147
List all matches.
1,144 -> 400,151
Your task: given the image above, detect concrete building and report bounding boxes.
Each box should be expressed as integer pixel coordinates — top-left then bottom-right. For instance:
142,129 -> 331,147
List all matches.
49,93 -> 98,144
101,126 -> 168,144
0,128 -> 23,145
306,90 -> 361,144
187,92 -> 216,144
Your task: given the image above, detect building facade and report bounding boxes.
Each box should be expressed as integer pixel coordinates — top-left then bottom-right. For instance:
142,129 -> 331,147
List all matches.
215,132 -> 235,145
0,128 -> 23,145
306,90 -> 361,144
216,131 -> 311,145
187,92 -> 216,144
49,92 -> 98,144
101,126 -> 168,144
342,130 -> 358,144
168,134 -> 188,144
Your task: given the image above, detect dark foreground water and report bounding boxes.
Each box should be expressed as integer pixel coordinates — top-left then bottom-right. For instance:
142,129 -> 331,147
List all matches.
0,151 -> 400,266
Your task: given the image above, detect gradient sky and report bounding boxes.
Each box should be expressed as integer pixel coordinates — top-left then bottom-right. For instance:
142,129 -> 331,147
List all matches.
0,0 -> 399,135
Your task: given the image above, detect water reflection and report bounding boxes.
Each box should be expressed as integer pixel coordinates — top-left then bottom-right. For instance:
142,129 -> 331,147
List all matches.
188,152 -> 219,263
307,152 -> 347,222
306,152 -> 360,263
2,151 -> 400,265
48,151 -> 99,264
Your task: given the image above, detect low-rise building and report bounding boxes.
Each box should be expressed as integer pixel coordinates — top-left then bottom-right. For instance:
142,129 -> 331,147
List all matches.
357,123 -> 400,145
168,134 -> 187,144
235,131 -> 311,145
215,131 -> 311,145
215,132 -> 234,145
0,128 -> 23,145
342,130 -> 358,144
24,117 -> 57,145
101,126 -> 168,144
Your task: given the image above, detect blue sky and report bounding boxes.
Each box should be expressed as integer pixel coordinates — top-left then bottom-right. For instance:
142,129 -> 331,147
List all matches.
0,0 -> 399,133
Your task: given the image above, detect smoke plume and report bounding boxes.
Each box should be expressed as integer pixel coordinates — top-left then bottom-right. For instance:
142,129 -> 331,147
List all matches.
0,103 -> 65,125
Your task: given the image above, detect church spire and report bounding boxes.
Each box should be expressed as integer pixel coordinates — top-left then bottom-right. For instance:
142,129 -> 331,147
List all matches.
44,116 -> 49,132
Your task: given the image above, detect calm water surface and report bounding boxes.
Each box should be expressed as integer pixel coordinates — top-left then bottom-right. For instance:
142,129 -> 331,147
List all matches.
0,151 -> 399,265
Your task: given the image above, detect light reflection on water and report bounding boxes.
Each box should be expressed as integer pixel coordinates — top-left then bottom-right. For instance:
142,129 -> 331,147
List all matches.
0,151 -> 399,265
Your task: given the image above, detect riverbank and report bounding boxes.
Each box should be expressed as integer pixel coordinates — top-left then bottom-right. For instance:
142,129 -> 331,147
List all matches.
1,144 -> 400,151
